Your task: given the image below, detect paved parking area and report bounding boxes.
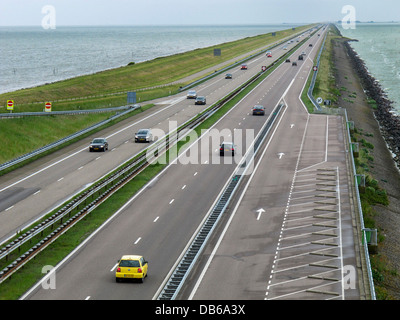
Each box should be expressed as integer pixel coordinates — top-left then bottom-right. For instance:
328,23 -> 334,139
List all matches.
266,115 -> 361,300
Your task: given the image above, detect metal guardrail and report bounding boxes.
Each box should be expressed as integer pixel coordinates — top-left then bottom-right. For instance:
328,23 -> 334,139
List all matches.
0,105 -> 135,118
343,109 -> 376,300
0,56 -> 278,285
156,103 -> 285,300
0,105 -> 141,173
307,29 -> 328,111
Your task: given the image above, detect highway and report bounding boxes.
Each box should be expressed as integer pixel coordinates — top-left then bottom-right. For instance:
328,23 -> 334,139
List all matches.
18,26 -> 358,300
0,30 -> 306,244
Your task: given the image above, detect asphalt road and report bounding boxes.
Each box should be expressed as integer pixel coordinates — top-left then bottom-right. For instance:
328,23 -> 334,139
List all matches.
184,65 -> 362,300
0,31 -> 306,244
20,27 -> 333,300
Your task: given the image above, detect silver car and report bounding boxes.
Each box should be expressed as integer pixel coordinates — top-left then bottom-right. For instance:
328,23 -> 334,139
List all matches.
187,90 -> 197,99
135,129 -> 153,143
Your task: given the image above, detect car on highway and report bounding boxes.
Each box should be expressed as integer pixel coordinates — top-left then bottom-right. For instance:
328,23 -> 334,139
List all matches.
225,73 -> 232,79
292,61 -> 297,66
309,43 -> 313,47
252,105 -> 265,115
195,96 -> 206,105
219,142 -> 235,156
285,58 -> 291,63
135,129 -> 153,143
89,138 -> 108,152
298,55 -> 304,60
115,255 -> 148,283
266,51 -> 272,57
241,64 -> 248,70
187,90 -> 197,99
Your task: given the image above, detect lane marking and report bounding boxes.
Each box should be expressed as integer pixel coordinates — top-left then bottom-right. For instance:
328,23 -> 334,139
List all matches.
134,237 -> 141,245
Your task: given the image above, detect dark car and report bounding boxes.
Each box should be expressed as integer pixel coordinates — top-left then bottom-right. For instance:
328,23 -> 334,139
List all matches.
135,129 -> 153,143
298,55 -> 304,60
225,73 -> 232,79
219,142 -> 235,156
89,138 -> 108,152
195,96 -> 206,105
309,43 -> 313,47
252,105 -> 265,115
285,58 -> 291,63
292,61 -> 297,66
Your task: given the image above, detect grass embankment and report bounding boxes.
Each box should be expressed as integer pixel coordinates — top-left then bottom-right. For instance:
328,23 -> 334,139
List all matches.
0,56 -> 283,300
301,25 -> 342,113
0,25 -> 312,167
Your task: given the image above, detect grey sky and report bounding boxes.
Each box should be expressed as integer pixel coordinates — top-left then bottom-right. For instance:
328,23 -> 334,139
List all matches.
0,0 -> 398,26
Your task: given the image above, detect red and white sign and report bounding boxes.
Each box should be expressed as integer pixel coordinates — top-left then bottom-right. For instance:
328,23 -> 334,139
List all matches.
7,100 -> 14,111
45,102 -> 52,112
313,66 -> 318,71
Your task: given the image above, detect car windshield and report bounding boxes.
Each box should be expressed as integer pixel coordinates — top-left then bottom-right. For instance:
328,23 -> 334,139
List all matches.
119,260 -> 140,267
138,130 -> 148,134
92,139 -> 104,144
222,143 -> 233,148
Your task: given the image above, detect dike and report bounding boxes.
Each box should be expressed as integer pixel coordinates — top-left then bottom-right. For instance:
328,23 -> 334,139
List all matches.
342,40 -> 400,169
333,34 -> 400,299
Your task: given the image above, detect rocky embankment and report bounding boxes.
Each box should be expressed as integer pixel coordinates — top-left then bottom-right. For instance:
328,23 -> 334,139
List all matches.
343,40 -> 400,169
337,37 -> 400,299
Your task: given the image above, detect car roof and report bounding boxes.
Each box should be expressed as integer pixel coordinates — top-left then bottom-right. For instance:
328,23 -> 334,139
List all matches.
120,255 -> 143,260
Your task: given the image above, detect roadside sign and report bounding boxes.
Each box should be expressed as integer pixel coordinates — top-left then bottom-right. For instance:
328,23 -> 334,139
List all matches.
316,97 -> 323,104
261,66 -> 267,72
7,100 -> 14,111
45,102 -> 52,112
313,66 -> 318,71
127,92 -> 136,104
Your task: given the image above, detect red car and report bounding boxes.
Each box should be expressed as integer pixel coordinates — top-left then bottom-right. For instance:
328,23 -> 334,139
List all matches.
266,51 -> 272,57
241,64 -> 248,70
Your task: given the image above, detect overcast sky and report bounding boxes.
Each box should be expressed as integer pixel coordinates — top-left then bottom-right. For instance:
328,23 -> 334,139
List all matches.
1,0 -> 398,26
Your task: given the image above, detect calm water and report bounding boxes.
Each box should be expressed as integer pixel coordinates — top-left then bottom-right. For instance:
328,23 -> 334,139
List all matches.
339,23 -> 400,113
0,24 -> 300,94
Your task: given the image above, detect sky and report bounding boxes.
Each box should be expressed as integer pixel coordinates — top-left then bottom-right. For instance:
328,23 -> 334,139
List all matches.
0,0 -> 399,27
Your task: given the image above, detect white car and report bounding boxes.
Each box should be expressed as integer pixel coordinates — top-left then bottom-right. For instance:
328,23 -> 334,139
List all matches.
187,90 -> 197,99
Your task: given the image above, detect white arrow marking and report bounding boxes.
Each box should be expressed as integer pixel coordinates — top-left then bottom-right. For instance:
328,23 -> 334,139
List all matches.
278,153 -> 285,159
256,208 -> 266,220
290,124 -> 295,128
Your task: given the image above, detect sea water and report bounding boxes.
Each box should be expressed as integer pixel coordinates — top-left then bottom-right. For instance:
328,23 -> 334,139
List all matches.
0,24 -> 300,94
339,23 -> 400,113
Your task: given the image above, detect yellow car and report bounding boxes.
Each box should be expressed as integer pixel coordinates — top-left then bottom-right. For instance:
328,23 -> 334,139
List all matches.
115,255 -> 148,283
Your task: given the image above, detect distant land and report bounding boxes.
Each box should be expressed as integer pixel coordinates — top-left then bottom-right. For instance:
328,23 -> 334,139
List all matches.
336,20 -> 400,24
